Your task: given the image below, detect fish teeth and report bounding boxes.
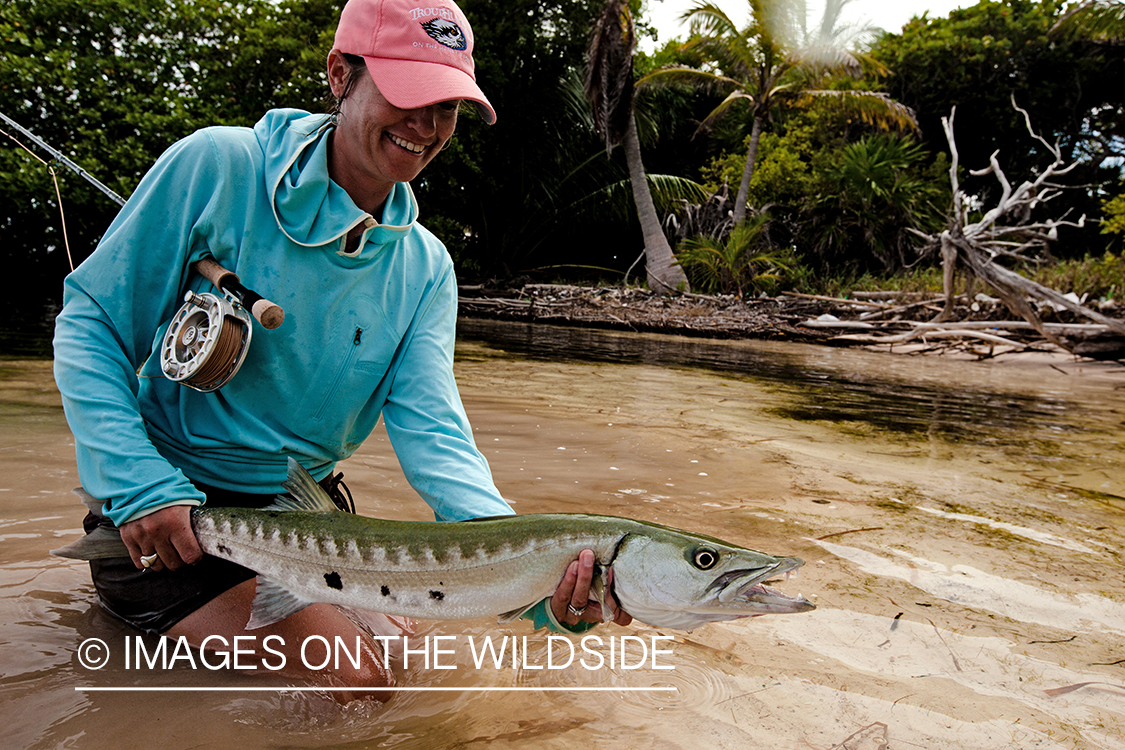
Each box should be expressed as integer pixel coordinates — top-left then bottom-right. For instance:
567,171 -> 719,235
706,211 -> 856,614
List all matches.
389,133 -> 425,154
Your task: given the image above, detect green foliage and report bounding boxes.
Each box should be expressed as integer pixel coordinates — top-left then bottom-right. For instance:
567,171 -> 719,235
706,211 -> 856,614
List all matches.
1052,0 -> 1125,42
676,213 -> 795,296
413,0 -> 625,275
1103,193 -> 1125,236
1028,252 -> 1125,300
644,0 -> 917,228
3,0 -> 1120,315
1,0 -> 336,305
793,253 -> 1125,302
701,118 -> 817,207
795,266 -> 946,297
801,134 -> 949,272
698,103 -> 948,274
870,0 -> 1125,258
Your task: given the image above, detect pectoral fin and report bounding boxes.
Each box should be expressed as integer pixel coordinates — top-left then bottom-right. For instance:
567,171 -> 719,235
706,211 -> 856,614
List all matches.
589,567 -> 614,623
496,600 -> 540,624
247,576 -> 315,630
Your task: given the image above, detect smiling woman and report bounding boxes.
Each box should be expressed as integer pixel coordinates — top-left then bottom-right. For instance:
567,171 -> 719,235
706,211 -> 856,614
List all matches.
326,50 -> 461,215
49,0 -> 622,701
325,0 -> 494,216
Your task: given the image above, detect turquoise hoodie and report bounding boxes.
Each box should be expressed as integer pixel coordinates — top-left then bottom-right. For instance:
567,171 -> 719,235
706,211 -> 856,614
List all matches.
53,109 -> 512,527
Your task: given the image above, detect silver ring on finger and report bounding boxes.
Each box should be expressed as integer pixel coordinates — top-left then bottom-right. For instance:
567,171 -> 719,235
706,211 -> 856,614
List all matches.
140,553 -> 160,570
567,603 -> 587,618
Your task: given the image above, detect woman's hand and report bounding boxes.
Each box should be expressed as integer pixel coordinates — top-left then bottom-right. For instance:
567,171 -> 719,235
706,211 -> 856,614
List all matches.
551,549 -> 632,628
119,505 -> 202,572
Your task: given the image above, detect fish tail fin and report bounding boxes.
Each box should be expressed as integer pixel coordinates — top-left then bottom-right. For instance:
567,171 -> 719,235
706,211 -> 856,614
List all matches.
51,525 -> 130,560
265,457 -> 339,513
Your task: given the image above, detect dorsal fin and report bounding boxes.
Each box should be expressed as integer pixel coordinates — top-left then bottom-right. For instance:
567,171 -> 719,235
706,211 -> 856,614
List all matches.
264,457 -> 339,513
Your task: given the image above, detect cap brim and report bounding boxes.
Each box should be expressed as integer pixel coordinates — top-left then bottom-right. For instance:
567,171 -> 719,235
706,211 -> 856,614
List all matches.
363,56 -> 496,125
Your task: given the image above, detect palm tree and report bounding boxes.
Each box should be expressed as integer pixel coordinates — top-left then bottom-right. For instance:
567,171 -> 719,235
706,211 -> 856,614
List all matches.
585,0 -> 690,293
642,0 -> 917,225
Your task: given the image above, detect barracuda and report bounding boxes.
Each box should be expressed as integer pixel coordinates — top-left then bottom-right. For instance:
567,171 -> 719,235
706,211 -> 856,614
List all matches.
52,458 -> 814,631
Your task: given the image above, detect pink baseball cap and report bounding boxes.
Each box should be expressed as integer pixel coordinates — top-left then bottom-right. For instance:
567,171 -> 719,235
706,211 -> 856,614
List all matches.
333,0 -> 496,124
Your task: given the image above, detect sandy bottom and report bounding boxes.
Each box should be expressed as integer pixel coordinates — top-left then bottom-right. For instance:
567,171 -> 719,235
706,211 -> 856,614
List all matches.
1,326 -> 1123,749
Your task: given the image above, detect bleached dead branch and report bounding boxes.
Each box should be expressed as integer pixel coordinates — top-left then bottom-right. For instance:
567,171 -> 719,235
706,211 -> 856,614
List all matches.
896,99 -> 1125,355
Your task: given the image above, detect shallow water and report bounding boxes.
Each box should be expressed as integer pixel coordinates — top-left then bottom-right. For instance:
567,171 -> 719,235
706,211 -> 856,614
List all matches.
2,319 -> 1123,749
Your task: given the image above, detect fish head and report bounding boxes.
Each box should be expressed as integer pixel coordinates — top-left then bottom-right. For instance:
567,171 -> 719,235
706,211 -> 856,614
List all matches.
609,527 -> 814,631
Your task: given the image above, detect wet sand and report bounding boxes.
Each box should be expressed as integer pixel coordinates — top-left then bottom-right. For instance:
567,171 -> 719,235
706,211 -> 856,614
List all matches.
1,322 -> 1123,749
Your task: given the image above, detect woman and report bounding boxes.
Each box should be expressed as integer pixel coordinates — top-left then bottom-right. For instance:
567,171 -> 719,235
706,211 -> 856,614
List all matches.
53,0 -> 628,696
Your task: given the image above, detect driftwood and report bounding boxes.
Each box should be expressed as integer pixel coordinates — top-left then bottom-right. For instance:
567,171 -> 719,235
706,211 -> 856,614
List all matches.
456,100 -> 1123,361
890,99 -> 1125,357
458,283 -> 1122,360
458,284 -> 835,341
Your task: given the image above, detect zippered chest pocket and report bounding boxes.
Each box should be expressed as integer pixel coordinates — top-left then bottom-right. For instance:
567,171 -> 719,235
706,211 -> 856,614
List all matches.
300,296 -> 401,427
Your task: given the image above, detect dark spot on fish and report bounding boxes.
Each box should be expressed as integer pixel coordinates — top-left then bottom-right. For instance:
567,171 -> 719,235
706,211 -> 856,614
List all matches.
381,585 -> 390,596
324,572 -> 343,590
217,543 -> 231,555
429,590 -> 444,601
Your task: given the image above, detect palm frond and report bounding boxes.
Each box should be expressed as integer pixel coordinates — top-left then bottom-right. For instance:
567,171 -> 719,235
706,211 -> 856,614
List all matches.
799,89 -> 918,132
560,68 -> 595,133
681,1 -> 742,39
786,44 -> 863,77
810,0 -> 881,48
564,173 -> 709,224
637,64 -> 743,94
585,0 -> 636,153
676,213 -> 792,296
1051,0 -> 1125,41
698,89 -> 757,132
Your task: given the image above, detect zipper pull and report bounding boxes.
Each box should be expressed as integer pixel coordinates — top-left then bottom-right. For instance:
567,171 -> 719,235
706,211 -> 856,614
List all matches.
353,328 -> 363,345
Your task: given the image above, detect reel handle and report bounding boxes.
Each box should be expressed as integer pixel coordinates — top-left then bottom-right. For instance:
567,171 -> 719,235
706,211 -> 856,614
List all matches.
193,257 -> 285,330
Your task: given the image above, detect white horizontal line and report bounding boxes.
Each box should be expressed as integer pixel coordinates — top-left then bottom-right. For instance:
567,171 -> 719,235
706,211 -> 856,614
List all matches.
76,686 -> 677,693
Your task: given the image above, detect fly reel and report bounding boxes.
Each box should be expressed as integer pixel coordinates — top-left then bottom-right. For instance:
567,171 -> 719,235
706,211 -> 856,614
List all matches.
159,291 -> 253,392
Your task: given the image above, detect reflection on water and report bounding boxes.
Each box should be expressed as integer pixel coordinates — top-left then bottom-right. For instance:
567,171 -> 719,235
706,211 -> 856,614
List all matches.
2,319 -> 1124,750
457,319 -> 1100,448
0,301 -> 59,358
458,319 -> 1123,497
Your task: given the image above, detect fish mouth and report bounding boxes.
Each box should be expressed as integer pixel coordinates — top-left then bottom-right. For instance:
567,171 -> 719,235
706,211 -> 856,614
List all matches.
709,557 -> 815,614
731,582 -> 815,614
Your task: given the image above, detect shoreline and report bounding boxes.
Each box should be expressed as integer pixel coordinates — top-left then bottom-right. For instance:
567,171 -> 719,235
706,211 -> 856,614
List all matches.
458,283 -> 1125,365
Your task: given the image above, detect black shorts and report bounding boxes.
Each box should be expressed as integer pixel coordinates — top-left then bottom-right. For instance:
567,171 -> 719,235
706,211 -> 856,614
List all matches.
84,476 -> 352,634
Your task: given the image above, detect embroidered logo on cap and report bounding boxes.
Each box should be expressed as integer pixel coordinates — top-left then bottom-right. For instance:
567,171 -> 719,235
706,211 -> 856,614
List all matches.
421,18 -> 467,50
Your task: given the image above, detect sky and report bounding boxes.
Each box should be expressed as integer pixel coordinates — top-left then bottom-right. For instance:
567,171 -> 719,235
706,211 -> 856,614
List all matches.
643,0 -> 975,48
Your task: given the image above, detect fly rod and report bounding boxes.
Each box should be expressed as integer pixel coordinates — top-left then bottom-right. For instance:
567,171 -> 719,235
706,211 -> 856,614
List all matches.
1,110 -> 284,329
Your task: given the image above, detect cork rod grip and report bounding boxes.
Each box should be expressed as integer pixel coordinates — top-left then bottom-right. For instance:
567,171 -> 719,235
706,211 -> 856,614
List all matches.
192,257 -> 285,330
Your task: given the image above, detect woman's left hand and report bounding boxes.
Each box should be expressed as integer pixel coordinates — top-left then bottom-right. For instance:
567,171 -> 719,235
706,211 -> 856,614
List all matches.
551,549 -> 632,628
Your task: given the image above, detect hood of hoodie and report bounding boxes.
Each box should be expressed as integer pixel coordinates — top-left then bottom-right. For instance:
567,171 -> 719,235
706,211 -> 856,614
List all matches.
254,109 -> 418,262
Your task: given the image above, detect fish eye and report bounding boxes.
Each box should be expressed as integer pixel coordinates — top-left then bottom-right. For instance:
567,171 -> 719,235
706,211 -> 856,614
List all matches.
692,548 -> 718,570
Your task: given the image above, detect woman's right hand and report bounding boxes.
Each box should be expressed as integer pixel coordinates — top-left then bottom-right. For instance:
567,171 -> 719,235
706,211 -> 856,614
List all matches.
119,505 -> 202,572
